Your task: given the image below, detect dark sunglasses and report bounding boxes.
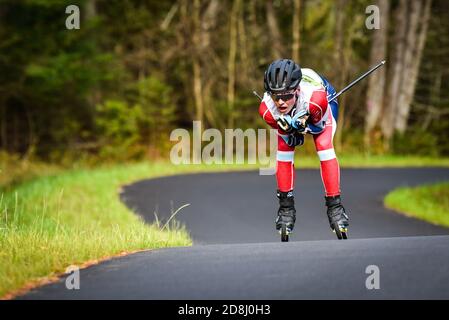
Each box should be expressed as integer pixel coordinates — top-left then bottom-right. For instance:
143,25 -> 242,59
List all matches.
271,92 -> 295,102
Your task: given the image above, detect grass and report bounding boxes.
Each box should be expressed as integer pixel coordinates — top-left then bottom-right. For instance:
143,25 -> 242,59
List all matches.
336,154 -> 449,167
0,152 -> 62,189
385,182 -> 449,227
1,154 -> 448,299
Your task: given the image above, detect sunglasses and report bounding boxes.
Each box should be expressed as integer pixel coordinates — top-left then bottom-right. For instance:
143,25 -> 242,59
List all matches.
271,92 -> 296,102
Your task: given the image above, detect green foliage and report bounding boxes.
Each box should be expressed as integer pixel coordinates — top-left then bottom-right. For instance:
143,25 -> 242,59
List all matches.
385,182 -> 449,227
433,119 -> 449,156
132,76 -> 177,131
392,128 -> 440,157
95,100 -> 144,160
340,128 -> 365,154
0,152 -> 62,190
93,75 -> 177,160
134,76 -> 178,154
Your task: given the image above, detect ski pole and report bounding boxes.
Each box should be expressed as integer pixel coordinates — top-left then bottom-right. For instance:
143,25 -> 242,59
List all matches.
252,60 -> 386,103
252,90 -> 263,101
327,60 -> 386,102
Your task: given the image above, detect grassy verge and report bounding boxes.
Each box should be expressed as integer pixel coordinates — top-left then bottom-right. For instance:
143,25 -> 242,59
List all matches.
336,154 -> 449,167
293,153 -> 449,168
385,182 -> 449,227
0,152 -> 62,189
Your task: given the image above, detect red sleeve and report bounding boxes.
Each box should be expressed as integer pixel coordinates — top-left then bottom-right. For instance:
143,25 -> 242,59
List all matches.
308,90 -> 328,124
259,101 -> 278,129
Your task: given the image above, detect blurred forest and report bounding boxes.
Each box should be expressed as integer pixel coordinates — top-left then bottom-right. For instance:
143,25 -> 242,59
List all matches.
0,0 -> 448,164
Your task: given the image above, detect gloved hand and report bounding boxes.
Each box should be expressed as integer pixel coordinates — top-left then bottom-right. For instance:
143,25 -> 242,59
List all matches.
276,115 -> 294,133
291,110 -> 309,131
286,131 -> 305,147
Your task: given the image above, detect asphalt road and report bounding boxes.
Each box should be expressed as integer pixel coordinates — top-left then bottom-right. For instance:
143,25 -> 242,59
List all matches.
19,168 -> 449,299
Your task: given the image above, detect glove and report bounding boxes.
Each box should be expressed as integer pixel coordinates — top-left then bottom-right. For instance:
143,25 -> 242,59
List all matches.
276,115 -> 294,133
286,131 -> 305,147
291,110 -> 309,131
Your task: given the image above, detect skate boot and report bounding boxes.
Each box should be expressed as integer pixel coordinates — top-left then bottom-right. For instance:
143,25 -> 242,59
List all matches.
325,195 -> 349,239
276,190 -> 296,241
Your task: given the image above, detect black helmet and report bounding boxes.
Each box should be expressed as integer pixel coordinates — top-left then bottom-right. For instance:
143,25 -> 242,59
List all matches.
264,59 -> 302,93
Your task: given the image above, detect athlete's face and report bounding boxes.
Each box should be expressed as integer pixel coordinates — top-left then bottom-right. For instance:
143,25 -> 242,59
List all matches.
272,88 -> 299,114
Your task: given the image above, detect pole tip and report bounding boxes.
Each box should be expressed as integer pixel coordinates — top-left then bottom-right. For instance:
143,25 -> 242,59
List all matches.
381,60 -> 386,64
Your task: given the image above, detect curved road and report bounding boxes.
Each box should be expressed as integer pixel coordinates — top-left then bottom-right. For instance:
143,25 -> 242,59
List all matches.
20,168 -> 449,299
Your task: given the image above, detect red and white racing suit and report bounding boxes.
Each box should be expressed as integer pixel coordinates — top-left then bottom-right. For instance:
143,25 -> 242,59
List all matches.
258,68 -> 341,197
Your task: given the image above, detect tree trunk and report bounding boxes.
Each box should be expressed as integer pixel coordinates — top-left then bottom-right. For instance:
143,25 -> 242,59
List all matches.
334,0 -> 346,89
382,0 -> 407,150
394,0 -> 422,133
238,1 -> 250,85
333,0 -> 347,150
193,60 -> 204,123
395,0 -> 431,133
85,0 -> 96,20
23,104 -> 36,159
201,0 -> 220,50
85,0 -> 102,108
364,0 -> 389,151
201,0 -> 220,128
292,0 -> 301,62
160,2 -> 179,31
248,0 -> 262,59
1,104 -> 6,151
203,79 -> 218,128
192,0 -> 204,123
266,0 -> 284,58
227,0 -> 240,128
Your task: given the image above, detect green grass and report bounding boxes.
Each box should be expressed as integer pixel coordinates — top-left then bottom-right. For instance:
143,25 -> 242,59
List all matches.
293,153 -> 449,168
336,154 -> 449,167
0,152 -> 62,189
385,182 -> 449,227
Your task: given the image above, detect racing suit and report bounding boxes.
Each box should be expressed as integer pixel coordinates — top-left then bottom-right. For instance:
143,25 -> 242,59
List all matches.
258,68 -> 341,197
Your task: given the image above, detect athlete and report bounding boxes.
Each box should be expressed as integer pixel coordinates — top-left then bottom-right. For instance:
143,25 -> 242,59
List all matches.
258,58 -> 349,237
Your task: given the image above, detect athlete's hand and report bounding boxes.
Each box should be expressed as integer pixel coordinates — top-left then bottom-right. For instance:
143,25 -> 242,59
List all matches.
291,112 -> 309,131
287,131 -> 305,147
277,115 -> 294,133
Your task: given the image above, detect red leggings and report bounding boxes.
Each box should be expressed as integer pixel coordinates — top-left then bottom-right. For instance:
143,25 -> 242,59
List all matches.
276,108 -> 340,196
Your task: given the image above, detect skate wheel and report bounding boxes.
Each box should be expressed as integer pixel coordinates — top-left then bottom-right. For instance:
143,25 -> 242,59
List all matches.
281,225 -> 289,242
340,225 -> 348,239
333,224 -> 348,240
335,227 -> 343,240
